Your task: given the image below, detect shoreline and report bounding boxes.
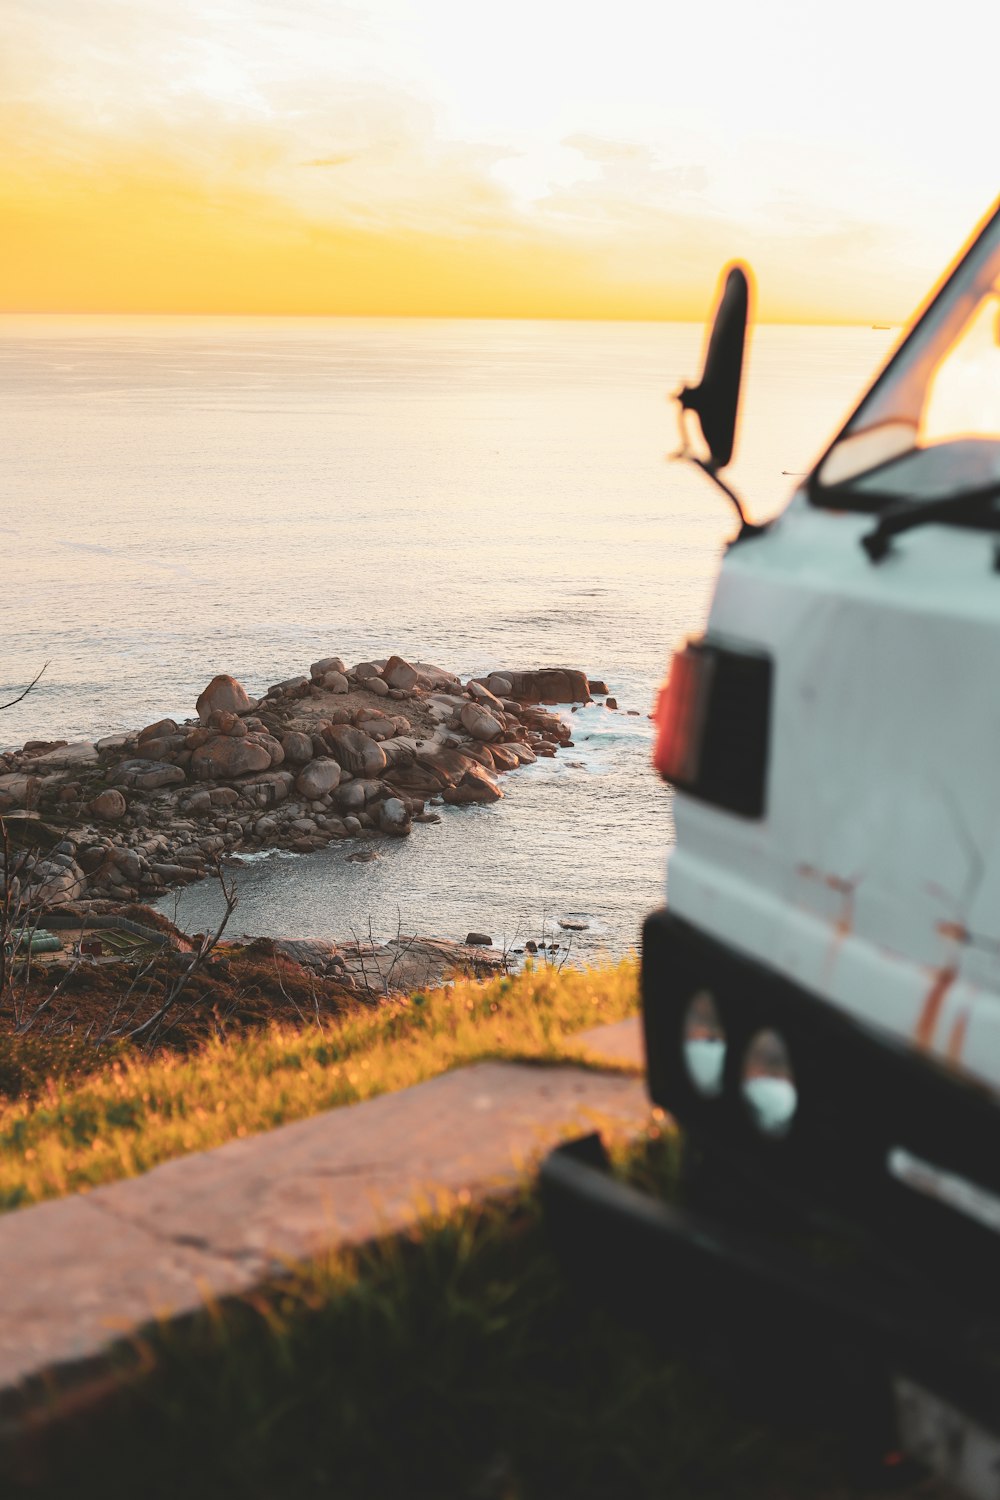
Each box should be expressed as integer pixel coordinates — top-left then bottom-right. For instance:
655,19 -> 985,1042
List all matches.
0,654 -> 610,930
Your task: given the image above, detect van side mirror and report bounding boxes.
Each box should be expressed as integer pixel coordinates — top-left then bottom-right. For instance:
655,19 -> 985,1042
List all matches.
678,264 -> 750,472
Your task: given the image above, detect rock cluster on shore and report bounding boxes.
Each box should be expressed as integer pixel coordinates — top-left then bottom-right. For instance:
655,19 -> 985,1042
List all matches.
0,657 -> 605,916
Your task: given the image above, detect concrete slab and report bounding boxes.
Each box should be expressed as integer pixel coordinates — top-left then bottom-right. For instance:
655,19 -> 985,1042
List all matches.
576,1015 -> 644,1068
0,1052 -> 650,1415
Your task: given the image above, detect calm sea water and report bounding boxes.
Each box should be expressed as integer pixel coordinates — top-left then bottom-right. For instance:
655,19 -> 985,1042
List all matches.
0,316 -> 893,958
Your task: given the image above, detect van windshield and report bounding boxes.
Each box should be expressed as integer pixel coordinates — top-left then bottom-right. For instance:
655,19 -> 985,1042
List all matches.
812,202 -> 1000,512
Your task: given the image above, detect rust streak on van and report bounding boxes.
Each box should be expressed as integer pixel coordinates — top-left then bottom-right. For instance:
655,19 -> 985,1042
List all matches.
915,967 -> 958,1050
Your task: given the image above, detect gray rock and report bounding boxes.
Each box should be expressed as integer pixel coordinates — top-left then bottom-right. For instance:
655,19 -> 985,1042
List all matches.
295,758 -> 342,800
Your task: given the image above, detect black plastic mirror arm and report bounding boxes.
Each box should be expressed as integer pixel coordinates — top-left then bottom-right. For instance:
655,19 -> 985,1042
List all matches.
673,408 -> 762,542
688,457 -> 763,542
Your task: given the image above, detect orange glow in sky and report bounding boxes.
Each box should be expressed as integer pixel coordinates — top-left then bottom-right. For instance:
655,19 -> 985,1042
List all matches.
1,0 -> 997,322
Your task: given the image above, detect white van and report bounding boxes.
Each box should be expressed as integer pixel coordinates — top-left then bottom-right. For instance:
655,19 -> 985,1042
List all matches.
543,197 -> 1000,1496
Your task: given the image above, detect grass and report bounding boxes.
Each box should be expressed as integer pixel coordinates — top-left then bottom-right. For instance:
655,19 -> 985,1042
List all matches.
0,957 -> 640,1212
2,1135 -> 860,1500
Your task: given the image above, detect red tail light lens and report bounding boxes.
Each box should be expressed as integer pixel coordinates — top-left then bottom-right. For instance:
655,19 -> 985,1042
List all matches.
653,635 -> 772,818
653,640 -> 715,784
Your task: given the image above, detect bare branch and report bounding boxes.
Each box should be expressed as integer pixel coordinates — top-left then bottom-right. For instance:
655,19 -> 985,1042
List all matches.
0,663 -> 49,713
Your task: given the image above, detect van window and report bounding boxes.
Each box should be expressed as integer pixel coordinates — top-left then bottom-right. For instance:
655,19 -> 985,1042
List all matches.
812,204 -> 1000,512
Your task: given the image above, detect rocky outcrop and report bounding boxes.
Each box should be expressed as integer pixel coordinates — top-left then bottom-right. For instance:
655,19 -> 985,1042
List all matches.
0,656 -> 597,914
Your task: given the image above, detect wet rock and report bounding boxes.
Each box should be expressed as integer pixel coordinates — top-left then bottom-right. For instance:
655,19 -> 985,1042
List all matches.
465,931 -> 492,946
442,765 -> 503,805
89,789 -> 127,821
378,797 -> 411,835
196,674 -> 253,723
588,679 -> 609,696
558,919 -> 589,931
606,697 -> 618,710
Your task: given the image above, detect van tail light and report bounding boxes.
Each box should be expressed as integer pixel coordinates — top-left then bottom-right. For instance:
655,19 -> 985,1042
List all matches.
654,641 -> 715,784
653,636 -> 773,819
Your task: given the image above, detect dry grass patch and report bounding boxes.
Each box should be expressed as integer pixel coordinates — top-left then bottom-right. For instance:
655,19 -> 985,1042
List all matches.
0,957 -> 639,1211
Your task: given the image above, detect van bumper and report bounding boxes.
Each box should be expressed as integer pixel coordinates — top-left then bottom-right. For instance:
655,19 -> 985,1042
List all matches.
540,907 -> 1000,1455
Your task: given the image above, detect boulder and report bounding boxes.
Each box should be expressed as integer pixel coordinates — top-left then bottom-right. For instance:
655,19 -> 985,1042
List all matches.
465,932 -> 493,947
196,675 -> 253,723
321,671 -> 349,694
415,747 -> 479,787
488,744 -> 521,772
310,656 -> 346,681
269,675 -> 309,697
280,731 -> 314,765
336,782 -> 367,814
378,797 -> 411,835
89,789 -> 127,821
383,655 -> 419,692
236,771 -> 293,807
254,734 -> 285,765
367,676 -> 390,697
468,680 -> 504,710
499,669 -> 591,705
462,743 -> 496,769
383,763 -> 447,797
323,725 -> 387,779
352,662 -> 382,681
135,734 -> 186,762
485,674 -> 513,697
460,702 -> 503,742
138,718 -> 179,743
209,786 -> 241,807
111,760 -> 186,791
442,765 -> 504,805
31,741 -> 99,769
191,737 -> 271,782
295,758 -> 342,800
588,679 -> 610,696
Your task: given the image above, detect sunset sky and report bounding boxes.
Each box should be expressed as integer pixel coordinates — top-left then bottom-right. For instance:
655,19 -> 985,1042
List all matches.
2,0 -> 997,322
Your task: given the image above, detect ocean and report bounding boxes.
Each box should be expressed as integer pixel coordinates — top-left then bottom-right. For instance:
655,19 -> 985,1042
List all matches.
0,315 -> 894,959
